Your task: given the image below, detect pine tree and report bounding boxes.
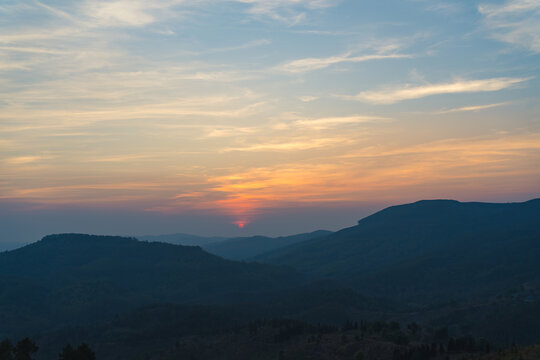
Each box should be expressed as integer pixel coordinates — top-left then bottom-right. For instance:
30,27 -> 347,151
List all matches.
58,343 -> 95,360
58,344 -> 76,360
0,340 -> 14,360
75,343 -> 95,360
13,338 -> 38,360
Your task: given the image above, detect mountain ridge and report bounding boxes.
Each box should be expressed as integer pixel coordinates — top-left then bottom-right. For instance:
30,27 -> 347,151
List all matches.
254,198 -> 540,303
138,230 -> 333,260
202,230 -> 333,260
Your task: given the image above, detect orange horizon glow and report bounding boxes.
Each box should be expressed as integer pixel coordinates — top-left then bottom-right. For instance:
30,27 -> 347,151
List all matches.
2,132 -> 540,222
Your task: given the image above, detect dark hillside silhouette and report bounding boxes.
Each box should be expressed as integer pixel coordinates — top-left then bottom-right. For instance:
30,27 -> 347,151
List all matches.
255,199 -> 540,303
139,230 -> 332,260
0,234 -> 301,337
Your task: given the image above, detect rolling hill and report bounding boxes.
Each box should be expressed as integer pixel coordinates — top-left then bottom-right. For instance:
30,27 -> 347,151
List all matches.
0,234 -> 301,337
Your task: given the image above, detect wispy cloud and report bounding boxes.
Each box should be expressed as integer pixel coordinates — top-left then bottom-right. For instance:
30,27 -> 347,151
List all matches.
278,52 -> 411,73
0,28 -> 83,44
202,39 -> 272,54
0,59 -> 35,71
223,137 -> 351,152
339,132 -> 540,161
35,0 -> 80,23
85,154 -> 155,163
426,2 -> 462,14
237,0 -> 339,25
266,113 -> 386,131
479,0 -> 540,52
299,96 -> 318,102
203,127 -> 258,138
347,77 -> 530,104
436,102 -> 512,114
86,2 -> 154,27
3,155 -> 53,165
0,99 -> 267,124
294,115 -> 389,130
479,0 -> 540,17
81,0 -> 186,27
414,0 -> 462,14
0,46 -> 70,55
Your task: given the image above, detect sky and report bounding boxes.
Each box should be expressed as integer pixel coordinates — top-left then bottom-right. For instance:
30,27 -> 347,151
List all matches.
1,0 -> 539,245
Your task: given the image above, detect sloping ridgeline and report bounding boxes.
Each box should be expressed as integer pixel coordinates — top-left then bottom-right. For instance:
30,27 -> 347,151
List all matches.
139,230 -> 333,260
201,230 -> 333,260
255,199 -> 540,304
0,234 -> 301,338
138,233 -> 227,246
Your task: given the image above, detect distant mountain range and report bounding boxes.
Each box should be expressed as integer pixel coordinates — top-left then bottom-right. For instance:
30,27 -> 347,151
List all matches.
139,230 -> 332,260
138,233 -> 228,246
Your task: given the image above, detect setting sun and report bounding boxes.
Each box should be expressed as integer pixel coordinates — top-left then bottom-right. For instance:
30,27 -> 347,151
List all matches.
234,221 -> 247,229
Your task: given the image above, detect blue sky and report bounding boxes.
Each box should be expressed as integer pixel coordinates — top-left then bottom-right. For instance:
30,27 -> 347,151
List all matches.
0,0 -> 539,243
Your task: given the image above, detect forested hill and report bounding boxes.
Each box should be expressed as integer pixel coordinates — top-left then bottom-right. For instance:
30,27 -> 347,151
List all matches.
139,230 -> 332,260
0,233 -> 301,337
255,199 -> 540,303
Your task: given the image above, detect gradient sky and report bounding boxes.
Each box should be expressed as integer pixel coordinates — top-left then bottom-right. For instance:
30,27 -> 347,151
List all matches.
1,0 -> 539,245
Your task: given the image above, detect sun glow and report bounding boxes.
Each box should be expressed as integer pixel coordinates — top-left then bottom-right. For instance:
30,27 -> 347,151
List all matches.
233,220 -> 247,229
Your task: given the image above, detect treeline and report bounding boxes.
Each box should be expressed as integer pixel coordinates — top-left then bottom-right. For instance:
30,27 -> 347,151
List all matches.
245,318 -> 495,349
0,338 -> 38,360
246,318 -> 495,360
393,335 -> 492,360
0,338 -> 95,360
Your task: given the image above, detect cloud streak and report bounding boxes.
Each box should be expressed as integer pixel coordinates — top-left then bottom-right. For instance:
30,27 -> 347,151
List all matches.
294,115 -> 389,129
348,77 -> 530,104
223,137 -> 352,152
479,0 -> 540,52
436,102 -> 512,114
278,52 -> 411,73
237,0 -> 339,25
